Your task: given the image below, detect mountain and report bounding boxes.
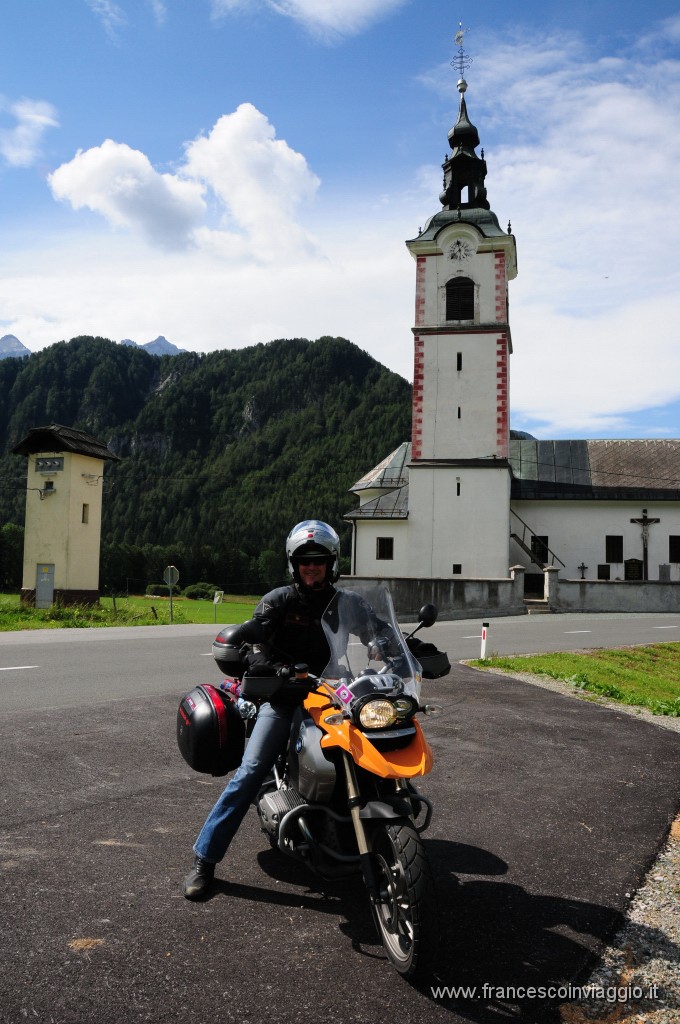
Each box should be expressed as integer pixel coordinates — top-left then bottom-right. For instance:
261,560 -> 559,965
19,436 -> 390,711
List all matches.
0,335 -> 411,592
0,335 -> 31,360
119,335 -> 185,356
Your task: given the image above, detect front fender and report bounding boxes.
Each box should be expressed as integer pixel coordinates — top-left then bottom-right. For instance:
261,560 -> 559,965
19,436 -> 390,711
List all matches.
358,798 -> 412,821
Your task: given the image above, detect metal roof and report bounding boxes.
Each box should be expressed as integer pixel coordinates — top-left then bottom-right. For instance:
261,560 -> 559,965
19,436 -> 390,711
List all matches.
510,439 -> 680,500
349,442 -> 411,492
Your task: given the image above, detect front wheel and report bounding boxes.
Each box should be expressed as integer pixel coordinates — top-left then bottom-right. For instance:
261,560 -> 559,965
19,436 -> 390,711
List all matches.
370,820 -> 438,980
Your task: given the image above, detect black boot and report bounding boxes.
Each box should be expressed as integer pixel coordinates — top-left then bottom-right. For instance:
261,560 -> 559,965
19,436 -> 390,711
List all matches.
182,855 -> 216,900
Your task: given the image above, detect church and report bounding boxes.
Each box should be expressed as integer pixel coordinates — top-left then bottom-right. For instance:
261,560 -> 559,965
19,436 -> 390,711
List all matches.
345,56 -> 680,607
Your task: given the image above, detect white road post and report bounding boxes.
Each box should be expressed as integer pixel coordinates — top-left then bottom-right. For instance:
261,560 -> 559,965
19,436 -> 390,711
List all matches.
480,621 -> 489,660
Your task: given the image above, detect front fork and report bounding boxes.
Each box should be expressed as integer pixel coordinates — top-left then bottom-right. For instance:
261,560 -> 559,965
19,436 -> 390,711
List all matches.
341,751 -> 380,897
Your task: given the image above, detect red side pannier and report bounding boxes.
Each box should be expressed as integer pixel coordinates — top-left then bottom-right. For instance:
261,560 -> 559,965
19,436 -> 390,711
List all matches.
177,684 -> 246,776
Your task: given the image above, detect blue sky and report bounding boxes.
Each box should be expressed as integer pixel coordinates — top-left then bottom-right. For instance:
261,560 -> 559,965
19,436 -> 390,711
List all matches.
2,0 -> 680,438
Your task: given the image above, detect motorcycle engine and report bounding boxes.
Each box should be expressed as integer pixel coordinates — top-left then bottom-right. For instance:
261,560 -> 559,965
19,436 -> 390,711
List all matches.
258,788 -> 305,841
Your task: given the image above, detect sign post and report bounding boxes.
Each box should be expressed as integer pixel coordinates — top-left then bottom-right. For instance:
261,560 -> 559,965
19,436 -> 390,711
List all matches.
163,565 -> 180,623
213,590 -> 224,623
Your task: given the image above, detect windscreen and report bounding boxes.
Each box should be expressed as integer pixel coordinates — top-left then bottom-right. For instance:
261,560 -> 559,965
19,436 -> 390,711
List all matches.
320,580 -> 422,703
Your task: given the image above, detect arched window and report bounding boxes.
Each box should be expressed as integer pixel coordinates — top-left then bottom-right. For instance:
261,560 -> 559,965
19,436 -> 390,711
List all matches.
445,277 -> 474,321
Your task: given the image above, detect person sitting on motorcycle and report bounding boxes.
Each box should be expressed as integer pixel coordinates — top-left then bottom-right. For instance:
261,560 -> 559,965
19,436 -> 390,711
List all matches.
183,519 -> 348,900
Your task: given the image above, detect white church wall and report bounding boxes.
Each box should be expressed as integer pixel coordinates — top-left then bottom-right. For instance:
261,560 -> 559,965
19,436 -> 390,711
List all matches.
409,465 -> 511,578
511,500 -> 680,582
416,333 -> 505,460
351,519 -> 410,577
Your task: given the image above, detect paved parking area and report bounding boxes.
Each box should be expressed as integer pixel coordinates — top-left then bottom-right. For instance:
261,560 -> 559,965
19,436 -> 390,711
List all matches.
1,661 -> 678,1023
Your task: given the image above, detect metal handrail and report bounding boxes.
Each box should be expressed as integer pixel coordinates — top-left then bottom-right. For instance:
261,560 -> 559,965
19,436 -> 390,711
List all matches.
510,509 -> 565,568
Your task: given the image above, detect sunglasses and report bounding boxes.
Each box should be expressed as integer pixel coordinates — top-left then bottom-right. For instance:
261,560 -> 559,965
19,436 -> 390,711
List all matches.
296,557 -> 329,566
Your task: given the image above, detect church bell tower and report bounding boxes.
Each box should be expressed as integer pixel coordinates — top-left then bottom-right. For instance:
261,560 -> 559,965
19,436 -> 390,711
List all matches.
405,30 -> 517,578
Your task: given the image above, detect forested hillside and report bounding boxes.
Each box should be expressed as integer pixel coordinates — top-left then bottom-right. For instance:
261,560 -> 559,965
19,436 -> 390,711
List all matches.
0,336 -> 411,592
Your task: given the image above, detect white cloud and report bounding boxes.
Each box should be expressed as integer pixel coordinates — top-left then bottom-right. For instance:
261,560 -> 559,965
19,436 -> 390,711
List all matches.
84,0 -> 126,38
210,0 -> 409,38
147,0 -> 167,24
0,98 -> 59,168
48,140 -> 207,249
48,105 -> 320,259
182,103 -> 320,256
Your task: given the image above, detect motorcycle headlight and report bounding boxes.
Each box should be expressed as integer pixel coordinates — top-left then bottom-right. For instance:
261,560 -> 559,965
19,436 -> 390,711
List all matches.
358,699 -> 398,729
394,696 -> 418,720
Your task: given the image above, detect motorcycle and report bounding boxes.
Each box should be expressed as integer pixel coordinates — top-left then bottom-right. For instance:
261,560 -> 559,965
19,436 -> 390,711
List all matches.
177,580 -> 449,980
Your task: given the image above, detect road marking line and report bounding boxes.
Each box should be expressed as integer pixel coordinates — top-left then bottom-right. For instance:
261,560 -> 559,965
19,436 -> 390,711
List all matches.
0,665 -> 39,671
462,635 -> 482,639
653,625 -> 679,629
563,631 -> 592,634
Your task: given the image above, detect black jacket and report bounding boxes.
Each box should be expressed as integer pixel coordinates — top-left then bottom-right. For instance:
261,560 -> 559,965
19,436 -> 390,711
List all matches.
248,582 -> 336,677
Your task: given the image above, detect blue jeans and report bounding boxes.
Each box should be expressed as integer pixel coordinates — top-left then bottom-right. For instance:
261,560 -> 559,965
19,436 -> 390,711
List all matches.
193,702 -> 294,864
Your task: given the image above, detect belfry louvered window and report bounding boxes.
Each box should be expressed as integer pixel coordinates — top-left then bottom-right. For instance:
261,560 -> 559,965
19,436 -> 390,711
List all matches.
446,277 -> 474,321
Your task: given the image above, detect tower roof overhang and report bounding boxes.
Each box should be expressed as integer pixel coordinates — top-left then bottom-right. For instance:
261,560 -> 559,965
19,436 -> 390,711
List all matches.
12,423 -> 120,461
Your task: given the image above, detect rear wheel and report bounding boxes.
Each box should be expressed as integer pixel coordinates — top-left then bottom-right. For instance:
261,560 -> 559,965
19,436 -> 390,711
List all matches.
370,820 -> 437,979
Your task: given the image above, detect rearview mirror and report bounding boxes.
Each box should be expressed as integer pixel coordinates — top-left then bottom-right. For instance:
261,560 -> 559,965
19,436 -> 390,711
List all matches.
418,604 -> 438,628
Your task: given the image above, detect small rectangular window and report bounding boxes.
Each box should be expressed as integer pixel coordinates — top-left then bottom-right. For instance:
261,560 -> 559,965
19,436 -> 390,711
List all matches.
456,352 -> 462,371
669,536 -> 680,562
597,564 -> 611,580
456,479 -> 461,496
376,537 -> 394,561
457,406 -> 461,419
605,536 -> 623,563
452,563 -> 462,574
82,503 -> 90,524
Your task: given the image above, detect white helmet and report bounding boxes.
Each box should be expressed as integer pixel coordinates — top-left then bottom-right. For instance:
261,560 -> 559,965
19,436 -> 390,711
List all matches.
286,520 -> 340,585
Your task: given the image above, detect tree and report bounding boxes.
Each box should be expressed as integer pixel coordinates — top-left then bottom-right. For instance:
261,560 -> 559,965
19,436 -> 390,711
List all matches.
0,523 -> 24,590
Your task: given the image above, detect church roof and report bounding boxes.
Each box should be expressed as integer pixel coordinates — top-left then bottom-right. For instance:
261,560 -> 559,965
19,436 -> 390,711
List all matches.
346,437 -> 680,521
12,423 -> 120,461
510,439 -> 680,501
349,442 -> 411,492
345,484 -> 409,520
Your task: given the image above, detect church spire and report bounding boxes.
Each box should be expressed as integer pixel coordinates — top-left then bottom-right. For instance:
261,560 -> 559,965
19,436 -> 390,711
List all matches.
439,26 -> 490,212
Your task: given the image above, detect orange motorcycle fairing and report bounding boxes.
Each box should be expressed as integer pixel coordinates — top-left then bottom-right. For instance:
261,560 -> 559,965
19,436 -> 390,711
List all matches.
303,689 -> 433,779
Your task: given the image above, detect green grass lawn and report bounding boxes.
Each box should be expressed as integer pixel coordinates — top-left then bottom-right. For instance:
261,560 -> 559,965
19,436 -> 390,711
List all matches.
470,644 -> 680,717
0,593 -> 259,630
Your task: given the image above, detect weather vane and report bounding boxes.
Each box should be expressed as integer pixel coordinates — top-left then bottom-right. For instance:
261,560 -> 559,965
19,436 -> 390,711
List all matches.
451,21 -> 472,90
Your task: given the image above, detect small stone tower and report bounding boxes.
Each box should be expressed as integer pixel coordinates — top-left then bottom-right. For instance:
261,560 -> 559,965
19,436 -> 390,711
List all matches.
12,424 -> 120,606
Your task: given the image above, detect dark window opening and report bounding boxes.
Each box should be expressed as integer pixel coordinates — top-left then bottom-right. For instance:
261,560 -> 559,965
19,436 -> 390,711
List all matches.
456,480 -> 461,496
597,564 -> 611,580
531,535 -> 549,565
606,536 -> 623,563
452,563 -> 462,574
456,352 -> 463,371
669,536 -> 680,562
446,277 -> 474,321
376,537 -> 394,561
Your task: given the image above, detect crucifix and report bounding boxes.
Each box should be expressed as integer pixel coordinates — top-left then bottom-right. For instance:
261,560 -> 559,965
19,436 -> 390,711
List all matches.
629,508 -> 660,581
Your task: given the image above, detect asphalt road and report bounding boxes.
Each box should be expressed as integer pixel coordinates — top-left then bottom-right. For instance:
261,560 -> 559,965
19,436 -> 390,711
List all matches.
1,616 -> 679,1023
